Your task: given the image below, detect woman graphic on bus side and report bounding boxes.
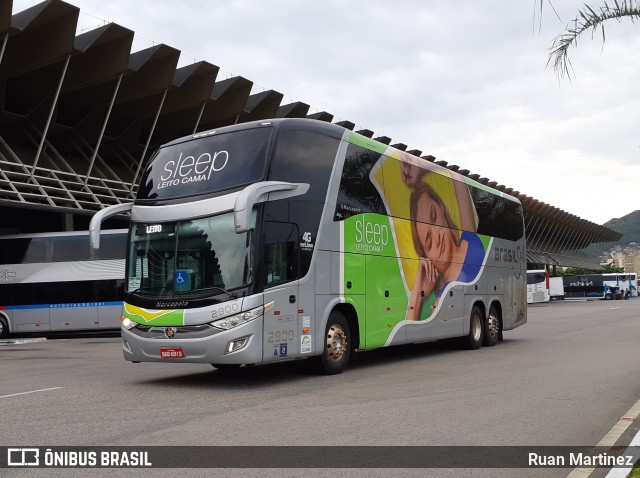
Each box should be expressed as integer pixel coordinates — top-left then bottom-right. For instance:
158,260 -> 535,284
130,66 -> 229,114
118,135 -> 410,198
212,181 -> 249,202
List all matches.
400,159 -> 484,321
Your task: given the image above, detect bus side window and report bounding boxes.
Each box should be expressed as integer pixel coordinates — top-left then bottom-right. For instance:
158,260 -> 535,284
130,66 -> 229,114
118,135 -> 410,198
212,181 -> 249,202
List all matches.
3,238 -> 49,264
263,221 -> 299,287
97,234 -> 127,260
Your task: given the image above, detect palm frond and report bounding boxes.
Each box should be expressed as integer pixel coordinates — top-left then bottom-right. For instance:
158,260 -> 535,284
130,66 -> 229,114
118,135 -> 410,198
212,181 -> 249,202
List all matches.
548,0 -> 640,79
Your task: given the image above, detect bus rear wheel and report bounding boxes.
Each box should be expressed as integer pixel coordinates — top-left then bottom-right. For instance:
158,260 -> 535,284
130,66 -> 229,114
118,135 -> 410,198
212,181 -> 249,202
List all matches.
0,316 -> 9,339
483,305 -> 500,347
312,311 -> 351,375
462,305 -> 484,350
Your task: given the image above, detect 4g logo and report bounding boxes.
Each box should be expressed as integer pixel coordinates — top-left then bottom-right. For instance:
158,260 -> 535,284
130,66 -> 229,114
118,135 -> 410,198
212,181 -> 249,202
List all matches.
300,232 -> 314,251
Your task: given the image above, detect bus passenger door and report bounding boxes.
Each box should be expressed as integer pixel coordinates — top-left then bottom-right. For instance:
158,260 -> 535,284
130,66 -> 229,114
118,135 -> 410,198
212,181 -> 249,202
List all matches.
261,221 -> 300,363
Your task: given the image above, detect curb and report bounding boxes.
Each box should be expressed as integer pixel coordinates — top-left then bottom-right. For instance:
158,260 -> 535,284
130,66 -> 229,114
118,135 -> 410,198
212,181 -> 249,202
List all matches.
0,337 -> 47,346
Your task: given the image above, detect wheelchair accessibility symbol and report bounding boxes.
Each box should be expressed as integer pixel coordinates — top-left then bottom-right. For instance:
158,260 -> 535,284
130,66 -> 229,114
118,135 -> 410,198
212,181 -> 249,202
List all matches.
175,272 -> 186,285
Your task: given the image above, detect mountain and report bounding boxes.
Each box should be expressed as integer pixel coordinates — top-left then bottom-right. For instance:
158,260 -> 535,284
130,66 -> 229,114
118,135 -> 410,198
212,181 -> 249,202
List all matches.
585,210 -> 640,257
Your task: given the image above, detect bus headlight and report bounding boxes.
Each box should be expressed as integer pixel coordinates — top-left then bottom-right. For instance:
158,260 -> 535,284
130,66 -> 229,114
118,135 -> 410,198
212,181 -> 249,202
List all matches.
211,305 -> 264,330
121,317 -> 138,330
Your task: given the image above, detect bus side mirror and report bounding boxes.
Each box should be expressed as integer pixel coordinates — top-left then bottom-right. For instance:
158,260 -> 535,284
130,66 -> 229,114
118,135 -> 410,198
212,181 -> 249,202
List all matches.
89,202 -> 133,249
234,181 -> 309,233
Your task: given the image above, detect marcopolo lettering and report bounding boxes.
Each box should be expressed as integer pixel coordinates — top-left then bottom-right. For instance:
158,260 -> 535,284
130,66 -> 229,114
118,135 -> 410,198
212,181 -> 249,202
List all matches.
157,150 -> 229,190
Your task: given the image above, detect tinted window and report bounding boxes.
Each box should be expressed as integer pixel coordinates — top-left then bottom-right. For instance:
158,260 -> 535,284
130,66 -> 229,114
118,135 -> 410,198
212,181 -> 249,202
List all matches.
470,187 -> 524,241
0,238 -> 49,264
52,236 -> 90,262
268,130 -> 341,202
6,280 -> 124,306
95,279 -> 125,301
137,127 -> 272,201
263,221 -> 299,287
262,201 -> 322,282
335,144 -> 385,220
527,272 -> 546,285
95,234 -> 127,260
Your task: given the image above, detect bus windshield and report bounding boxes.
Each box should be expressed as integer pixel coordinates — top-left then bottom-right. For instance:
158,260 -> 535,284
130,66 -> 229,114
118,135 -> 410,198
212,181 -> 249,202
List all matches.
136,127 -> 272,202
126,211 -> 256,299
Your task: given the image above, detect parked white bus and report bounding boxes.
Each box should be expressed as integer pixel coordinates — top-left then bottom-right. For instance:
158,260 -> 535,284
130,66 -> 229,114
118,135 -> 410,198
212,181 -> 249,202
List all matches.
0,229 -> 126,338
527,269 -> 550,304
549,276 -> 565,300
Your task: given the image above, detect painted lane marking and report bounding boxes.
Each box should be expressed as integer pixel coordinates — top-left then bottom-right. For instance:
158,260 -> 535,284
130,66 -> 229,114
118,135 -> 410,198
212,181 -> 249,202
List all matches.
567,397 -> 640,478
610,307 -> 622,310
0,387 -> 63,399
603,429 -> 640,478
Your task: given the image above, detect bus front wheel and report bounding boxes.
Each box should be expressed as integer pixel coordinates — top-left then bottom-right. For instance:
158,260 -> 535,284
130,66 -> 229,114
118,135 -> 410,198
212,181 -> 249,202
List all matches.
312,311 -> 351,375
462,305 -> 484,350
0,316 -> 9,339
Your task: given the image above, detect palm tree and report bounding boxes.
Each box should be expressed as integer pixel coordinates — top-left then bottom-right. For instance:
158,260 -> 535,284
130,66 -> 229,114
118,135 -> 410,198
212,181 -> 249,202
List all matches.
543,0 -> 640,78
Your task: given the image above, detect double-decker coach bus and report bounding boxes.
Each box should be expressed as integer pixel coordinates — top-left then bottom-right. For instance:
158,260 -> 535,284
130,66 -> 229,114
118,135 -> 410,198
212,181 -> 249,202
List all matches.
0,229 -> 126,338
90,119 -> 527,374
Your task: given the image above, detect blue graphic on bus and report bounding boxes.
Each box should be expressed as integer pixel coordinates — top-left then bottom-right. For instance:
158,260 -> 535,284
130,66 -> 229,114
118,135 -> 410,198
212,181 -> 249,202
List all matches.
175,270 -> 191,291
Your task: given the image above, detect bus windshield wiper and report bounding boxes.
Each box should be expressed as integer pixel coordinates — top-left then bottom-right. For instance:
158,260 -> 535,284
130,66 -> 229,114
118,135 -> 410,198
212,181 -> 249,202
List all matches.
130,287 -> 156,294
176,286 -> 238,300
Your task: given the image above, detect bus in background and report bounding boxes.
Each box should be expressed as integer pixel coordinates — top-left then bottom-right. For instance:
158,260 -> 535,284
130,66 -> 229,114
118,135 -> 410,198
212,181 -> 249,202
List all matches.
0,230 -> 126,338
602,273 -> 637,299
90,118 -> 527,374
549,276 -> 565,300
527,269 -> 550,304
563,273 -> 637,299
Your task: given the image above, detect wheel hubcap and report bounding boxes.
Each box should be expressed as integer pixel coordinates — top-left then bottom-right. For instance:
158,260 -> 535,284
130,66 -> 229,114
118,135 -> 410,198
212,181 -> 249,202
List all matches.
326,324 -> 347,362
472,314 -> 482,342
488,313 -> 499,339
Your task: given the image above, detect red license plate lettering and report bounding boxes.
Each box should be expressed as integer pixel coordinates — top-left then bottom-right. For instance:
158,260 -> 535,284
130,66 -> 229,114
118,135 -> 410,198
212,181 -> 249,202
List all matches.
160,347 -> 185,359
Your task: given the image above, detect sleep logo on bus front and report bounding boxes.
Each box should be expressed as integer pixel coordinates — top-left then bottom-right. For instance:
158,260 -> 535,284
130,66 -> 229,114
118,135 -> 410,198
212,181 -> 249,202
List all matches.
156,151 -> 229,190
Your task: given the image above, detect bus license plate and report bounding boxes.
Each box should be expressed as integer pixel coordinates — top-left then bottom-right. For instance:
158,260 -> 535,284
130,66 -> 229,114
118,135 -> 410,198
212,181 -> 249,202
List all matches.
160,347 -> 185,359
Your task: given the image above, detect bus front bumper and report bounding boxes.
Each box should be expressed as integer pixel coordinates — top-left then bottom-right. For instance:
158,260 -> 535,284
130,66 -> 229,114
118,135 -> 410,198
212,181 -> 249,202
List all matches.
120,319 -> 263,365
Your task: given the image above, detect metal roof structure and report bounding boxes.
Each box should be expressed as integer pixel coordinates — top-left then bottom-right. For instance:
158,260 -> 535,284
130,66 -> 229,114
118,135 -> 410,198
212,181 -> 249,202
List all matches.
0,0 -> 621,269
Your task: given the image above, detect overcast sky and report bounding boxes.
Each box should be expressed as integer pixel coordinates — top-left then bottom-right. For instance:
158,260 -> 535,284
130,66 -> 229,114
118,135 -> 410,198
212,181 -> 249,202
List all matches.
12,0 -> 640,225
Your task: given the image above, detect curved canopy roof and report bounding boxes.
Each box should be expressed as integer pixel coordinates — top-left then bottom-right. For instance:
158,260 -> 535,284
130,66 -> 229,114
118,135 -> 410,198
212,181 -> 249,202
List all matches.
0,0 -> 621,268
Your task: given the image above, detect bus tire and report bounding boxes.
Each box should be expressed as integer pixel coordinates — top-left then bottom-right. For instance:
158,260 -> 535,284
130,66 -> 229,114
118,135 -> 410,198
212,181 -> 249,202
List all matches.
312,311 -> 351,375
0,315 -> 8,339
483,305 -> 500,347
462,305 -> 484,350
605,293 -> 612,300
